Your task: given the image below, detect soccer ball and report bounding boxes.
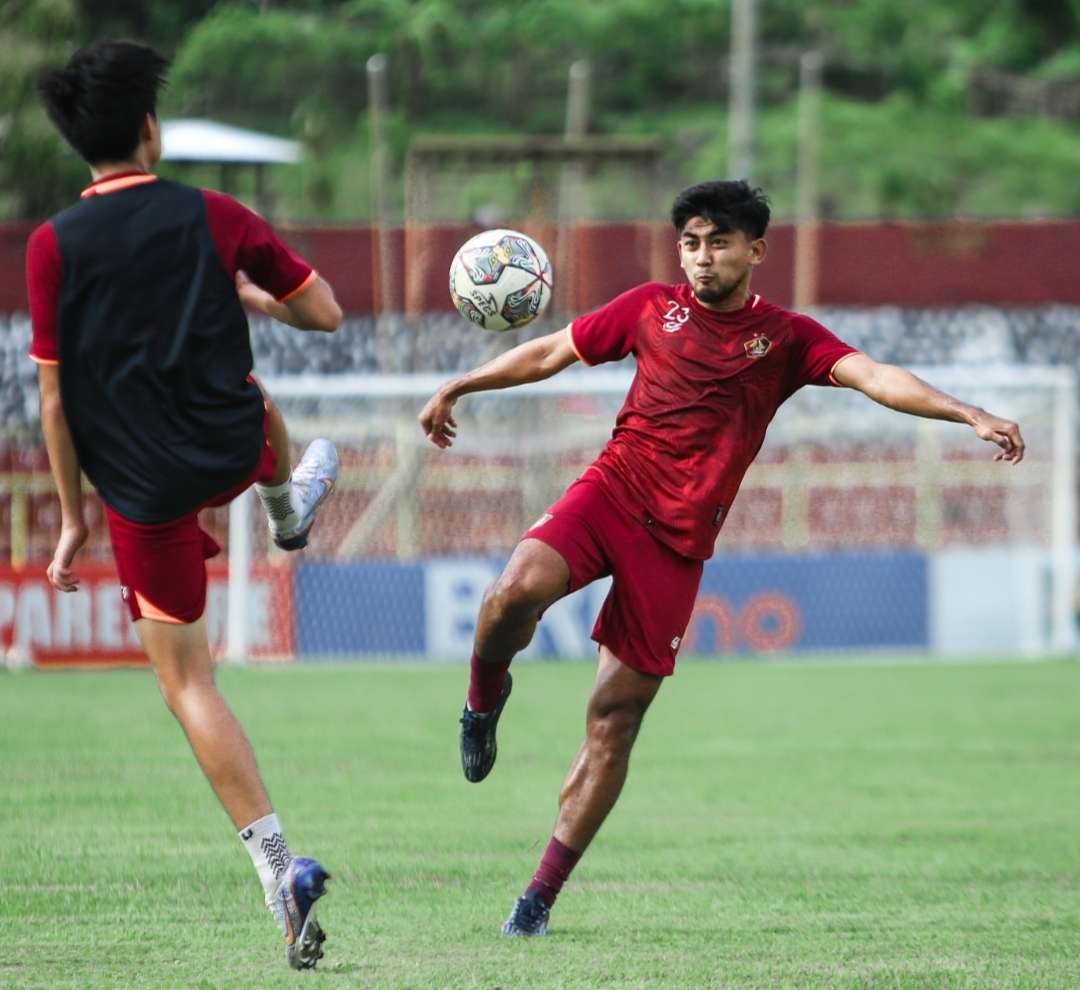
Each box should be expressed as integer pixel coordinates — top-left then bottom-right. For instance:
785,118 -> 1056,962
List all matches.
449,229 -> 553,332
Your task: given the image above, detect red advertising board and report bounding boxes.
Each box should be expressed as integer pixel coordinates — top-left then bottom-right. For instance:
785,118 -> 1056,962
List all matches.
0,561 -> 294,667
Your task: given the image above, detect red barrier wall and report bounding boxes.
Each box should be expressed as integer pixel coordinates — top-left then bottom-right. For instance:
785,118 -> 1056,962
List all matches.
4,219 -> 1079,313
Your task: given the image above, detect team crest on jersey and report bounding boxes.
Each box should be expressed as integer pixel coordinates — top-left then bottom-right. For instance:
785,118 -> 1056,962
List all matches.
744,334 -> 772,358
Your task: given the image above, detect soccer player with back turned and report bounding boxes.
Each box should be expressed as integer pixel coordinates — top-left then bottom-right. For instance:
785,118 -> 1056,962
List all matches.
28,41 -> 341,969
419,180 -> 1025,936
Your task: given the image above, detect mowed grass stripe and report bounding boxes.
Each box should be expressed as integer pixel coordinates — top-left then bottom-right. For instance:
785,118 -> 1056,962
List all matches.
1,658 -> 1077,989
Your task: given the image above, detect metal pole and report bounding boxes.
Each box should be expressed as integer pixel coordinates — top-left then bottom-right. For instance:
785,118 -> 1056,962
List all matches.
793,50 -> 823,311
226,487 -> 252,664
728,0 -> 757,181
559,60 -> 591,313
1051,369 -> 1078,654
565,60 -> 591,138
368,54 -> 390,231
368,54 -> 403,365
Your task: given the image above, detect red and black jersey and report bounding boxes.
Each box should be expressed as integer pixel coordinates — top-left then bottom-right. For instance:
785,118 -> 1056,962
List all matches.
26,173 -> 315,523
570,283 -> 860,560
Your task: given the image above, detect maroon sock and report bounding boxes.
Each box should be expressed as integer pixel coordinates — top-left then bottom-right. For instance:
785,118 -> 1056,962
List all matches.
526,836 -> 582,908
467,651 -> 511,712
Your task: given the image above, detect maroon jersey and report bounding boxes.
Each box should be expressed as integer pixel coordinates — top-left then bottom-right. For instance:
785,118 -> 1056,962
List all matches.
26,173 -> 315,522
27,175 -> 314,365
569,282 -> 859,560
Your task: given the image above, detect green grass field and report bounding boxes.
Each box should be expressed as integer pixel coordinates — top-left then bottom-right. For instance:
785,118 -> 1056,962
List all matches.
2,658 -> 1078,989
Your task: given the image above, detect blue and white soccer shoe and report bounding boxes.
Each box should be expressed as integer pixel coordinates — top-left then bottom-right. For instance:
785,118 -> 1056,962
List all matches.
270,857 -> 330,970
274,438 -> 339,551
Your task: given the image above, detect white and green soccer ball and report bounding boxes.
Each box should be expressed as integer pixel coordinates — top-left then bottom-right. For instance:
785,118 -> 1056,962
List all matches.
449,228 -> 553,332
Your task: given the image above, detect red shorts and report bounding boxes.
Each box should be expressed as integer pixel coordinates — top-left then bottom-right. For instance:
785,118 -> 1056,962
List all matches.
525,472 -> 703,677
105,411 -> 278,625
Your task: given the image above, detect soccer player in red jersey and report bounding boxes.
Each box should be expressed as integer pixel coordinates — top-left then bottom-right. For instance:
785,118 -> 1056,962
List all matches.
419,179 -> 1025,936
28,42 -> 341,968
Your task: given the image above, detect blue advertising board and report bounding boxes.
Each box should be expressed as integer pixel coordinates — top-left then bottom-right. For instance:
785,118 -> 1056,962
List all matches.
293,551 -> 928,659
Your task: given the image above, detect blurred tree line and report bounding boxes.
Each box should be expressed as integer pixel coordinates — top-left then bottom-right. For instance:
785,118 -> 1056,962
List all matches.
2,0 -> 1078,220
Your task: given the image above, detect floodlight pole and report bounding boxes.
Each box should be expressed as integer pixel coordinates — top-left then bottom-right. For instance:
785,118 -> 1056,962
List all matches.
559,60 -> 592,313
728,0 -> 757,181
565,60 -> 592,137
793,50 -> 823,310
368,54 -> 398,342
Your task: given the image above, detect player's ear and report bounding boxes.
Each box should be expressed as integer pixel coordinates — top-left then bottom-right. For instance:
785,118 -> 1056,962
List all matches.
749,237 -> 767,266
143,113 -> 162,165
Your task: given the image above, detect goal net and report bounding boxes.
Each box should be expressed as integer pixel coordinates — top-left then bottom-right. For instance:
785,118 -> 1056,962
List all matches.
224,365 -> 1077,663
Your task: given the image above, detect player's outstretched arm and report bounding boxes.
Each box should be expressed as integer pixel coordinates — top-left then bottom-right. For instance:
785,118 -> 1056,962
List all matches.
37,364 -> 88,591
236,270 -> 342,332
833,353 -> 1024,463
419,326 -> 580,448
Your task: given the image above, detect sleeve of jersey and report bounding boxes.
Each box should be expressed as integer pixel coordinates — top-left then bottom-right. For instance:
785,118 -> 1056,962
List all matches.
26,222 -> 62,365
790,313 -> 860,387
202,190 -> 316,302
569,284 -> 654,366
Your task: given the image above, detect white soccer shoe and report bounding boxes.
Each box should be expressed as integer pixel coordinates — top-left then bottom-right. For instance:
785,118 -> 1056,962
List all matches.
274,438 -> 338,551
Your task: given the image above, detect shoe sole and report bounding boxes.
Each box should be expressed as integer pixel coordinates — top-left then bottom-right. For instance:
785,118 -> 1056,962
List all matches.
284,862 -> 329,970
501,921 -> 548,937
462,672 -> 513,784
288,905 -> 327,969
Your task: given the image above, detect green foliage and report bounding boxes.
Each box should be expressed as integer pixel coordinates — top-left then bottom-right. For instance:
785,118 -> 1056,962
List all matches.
603,93 -> 1080,222
72,0 -> 220,50
165,5 -> 373,136
2,0 -> 1079,220
0,0 -> 87,216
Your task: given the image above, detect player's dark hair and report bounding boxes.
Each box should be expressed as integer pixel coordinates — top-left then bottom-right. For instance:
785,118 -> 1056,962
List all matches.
38,40 -> 169,165
671,180 -> 771,240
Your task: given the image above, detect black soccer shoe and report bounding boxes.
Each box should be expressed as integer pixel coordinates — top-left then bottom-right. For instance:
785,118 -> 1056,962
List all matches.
459,671 -> 513,783
501,888 -> 550,937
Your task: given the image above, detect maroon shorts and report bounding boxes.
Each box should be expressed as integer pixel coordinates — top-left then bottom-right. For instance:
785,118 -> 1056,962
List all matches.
105,410 -> 278,625
525,473 -> 703,677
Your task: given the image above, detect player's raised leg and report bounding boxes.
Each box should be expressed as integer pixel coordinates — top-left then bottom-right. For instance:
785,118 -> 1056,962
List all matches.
460,538 -> 571,782
254,392 -> 339,552
137,616 -> 329,969
502,647 -> 662,935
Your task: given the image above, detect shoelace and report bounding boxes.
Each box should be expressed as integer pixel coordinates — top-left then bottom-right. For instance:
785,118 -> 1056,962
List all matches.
515,895 -> 548,927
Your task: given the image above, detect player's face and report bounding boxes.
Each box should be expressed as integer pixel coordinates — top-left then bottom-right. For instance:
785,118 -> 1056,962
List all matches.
677,217 -> 765,308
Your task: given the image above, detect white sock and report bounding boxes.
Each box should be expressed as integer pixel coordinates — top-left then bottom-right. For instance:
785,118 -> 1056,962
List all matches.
239,812 -> 293,902
255,477 -> 302,536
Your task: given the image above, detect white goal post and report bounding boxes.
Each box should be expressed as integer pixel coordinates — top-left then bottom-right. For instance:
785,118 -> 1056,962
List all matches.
225,365 -> 1077,662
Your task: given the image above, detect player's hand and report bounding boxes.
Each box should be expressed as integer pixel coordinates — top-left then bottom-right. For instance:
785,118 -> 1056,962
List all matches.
972,411 -> 1025,464
47,520 -> 88,593
235,269 -> 275,313
419,391 -> 458,448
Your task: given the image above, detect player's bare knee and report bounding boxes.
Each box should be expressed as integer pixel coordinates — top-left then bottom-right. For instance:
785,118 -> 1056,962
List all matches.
154,674 -> 186,716
151,661 -> 216,715
587,703 -> 645,762
485,570 -> 552,621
